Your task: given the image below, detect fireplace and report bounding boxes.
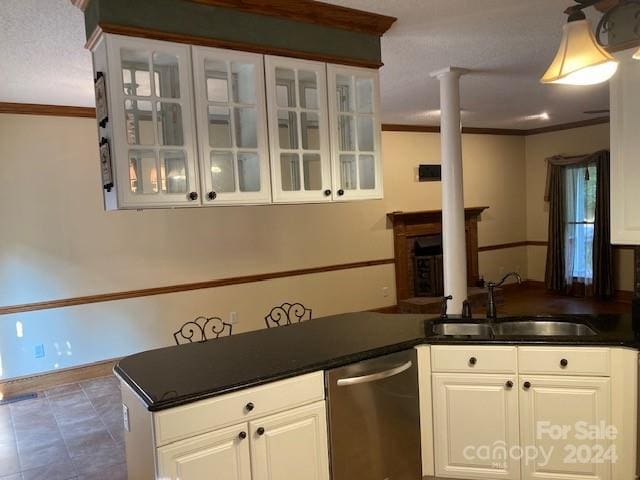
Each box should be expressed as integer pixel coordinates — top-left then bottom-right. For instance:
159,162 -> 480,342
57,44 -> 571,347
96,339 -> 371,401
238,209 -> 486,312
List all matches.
413,236 -> 444,297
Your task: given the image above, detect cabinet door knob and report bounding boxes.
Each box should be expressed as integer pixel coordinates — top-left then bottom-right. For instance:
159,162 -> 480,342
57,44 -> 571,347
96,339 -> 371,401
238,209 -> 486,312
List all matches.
188,191 -> 198,201
505,381 -> 514,389
469,357 -> 477,366
337,189 -> 345,196
257,427 -> 265,436
523,381 -> 531,390
238,431 -> 247,440
245,402 -> 255,412
324,189 -> 332,196
208,191 -> 217,200
560,358 -> 568,368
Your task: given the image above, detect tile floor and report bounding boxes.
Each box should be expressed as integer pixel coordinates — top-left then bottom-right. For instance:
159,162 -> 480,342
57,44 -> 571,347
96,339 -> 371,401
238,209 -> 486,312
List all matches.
0,375 -> 126,480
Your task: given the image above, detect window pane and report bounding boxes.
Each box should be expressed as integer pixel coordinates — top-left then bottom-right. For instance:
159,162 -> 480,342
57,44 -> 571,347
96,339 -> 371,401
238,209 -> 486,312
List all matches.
303,154 -> 322,191
129,150 -> 158,194
125,100 -> 154,145
356,78 -> 373,113
357,116 -> 374,151
301,112 -> 319,150
161,150 -> 187,194
298,70 -> 318,109
153,52 -> 180,98
275,68 -> 296,107
121,48 -> 151,96
278,110 -> 298,149
336,75 -> 353,112
231,62 -> 256,104
205,59 -> 229,102
359,154 -> 375,190
234,107 -> 257,148
340,154 -> 357,190
338,115 -> 355,151
156,102 -> 184,146
210,151 -> 235,193
207,106 -> 232,148
238,152 -> 260,192
280,153 -> 300,191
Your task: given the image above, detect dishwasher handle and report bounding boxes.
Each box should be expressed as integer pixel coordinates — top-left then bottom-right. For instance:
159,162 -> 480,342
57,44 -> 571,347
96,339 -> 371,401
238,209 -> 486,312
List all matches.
336,360 -> 413,387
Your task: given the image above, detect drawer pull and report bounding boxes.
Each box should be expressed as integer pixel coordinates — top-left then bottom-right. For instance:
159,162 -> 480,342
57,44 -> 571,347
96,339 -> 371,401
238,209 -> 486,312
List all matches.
245,402 -> 255,412
523,381 -> 531,390
238,431 -> 247,440
257,427 -> 265,436
505,381 -> 513,389
469,357 -> 477,366
560,358 -> 568,368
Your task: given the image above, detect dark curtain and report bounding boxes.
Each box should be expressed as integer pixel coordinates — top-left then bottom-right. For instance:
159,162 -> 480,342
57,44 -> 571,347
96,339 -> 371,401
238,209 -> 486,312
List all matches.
593,151 -> 613,297
544,150 -> 612,297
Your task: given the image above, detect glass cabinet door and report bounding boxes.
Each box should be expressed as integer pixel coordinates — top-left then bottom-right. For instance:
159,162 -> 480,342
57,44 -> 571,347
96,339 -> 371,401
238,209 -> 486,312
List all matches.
192,47 -> 271,205
327,65 -> 383,200
106,35 -> 199,208
265,56 -> 332,203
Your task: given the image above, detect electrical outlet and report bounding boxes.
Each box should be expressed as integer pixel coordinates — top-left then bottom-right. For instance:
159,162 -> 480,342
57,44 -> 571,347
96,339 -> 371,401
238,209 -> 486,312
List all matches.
122,403 -> 130,432
498,266 -> 505,276
382,287 -> 389,298
229,312 -> 238,324
34,344 -> 45,359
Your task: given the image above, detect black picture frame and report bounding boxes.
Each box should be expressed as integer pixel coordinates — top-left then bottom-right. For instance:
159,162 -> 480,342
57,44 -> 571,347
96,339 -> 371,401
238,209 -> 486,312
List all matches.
94,72 -> 108,128
99,137 -> 114,192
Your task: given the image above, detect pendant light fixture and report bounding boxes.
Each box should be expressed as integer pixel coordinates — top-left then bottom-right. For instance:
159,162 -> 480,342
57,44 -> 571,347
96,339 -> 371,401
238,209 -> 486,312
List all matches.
542,0 -> 640,85
634,48 -> 640,60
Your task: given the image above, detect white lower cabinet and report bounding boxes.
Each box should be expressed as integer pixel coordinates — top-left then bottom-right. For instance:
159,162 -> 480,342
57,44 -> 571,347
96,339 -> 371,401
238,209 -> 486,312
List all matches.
157,423 -> 252,480
432,373 -> 520,479
250,401 -> 330,480
519,376 -> 611,480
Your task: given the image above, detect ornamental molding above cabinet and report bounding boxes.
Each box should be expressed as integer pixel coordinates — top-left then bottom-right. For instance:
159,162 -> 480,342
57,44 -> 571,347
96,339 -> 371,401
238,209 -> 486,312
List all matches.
91,33 -> 384,210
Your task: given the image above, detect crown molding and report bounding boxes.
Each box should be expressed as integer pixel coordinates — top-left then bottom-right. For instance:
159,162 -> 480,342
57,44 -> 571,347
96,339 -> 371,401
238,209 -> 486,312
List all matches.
0,102 -> 96,118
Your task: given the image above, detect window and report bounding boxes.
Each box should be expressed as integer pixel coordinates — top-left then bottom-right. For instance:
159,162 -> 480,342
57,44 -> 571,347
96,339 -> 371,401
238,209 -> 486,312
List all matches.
564,163 -> 597,284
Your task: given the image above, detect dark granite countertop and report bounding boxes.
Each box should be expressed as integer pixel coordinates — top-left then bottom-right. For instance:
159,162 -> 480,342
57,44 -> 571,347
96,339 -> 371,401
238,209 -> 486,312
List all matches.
115,312 -> 639,411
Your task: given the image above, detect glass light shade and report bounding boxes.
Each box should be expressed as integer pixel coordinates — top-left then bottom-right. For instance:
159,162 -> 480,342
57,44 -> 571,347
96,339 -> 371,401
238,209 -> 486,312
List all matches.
634,48 -> 640,60
541,19 -> 619,85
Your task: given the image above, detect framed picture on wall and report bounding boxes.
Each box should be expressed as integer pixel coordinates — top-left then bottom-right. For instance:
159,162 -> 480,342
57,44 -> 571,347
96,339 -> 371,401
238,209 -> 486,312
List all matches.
94,72 -> 108,127
99,137 -> 114,192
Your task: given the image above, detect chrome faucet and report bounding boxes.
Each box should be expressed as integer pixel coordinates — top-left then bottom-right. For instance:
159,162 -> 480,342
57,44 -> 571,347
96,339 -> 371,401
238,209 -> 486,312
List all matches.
486,272 -> 522,320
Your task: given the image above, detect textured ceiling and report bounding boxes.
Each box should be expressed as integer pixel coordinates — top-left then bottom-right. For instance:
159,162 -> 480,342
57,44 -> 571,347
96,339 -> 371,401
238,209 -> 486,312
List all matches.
0,0 -> 610,129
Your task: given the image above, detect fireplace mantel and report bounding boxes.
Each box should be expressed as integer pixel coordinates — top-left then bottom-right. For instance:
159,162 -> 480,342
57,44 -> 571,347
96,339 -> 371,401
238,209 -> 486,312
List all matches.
387,206 -> 489,301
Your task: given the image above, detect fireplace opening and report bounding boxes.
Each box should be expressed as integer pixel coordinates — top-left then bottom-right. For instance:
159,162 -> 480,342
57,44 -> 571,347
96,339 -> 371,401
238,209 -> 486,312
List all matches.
413,235 -> 444,297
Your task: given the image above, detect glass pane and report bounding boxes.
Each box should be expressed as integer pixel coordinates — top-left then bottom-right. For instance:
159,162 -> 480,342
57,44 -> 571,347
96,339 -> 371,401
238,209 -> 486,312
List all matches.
357,116 -> 374,151
340,154 -> 357,190
121,48 -> 151,96
231,62 -> 256,104
161,150 -> 188,194
153,52 -> 180,98
280,153 -> 301,191
125,100 -> 154,145
338,115 -> 355,151
303,154 -> 322,191
210,151 -> 235,193
205,59 -> 229,102
298,70 -> 318,109
275,68 -> 296,107
156,102 -> 184,146
336,75 -> 353,112
237,152 -> 260,192
358,154 -> 375,190
207,106 -> 232,148
301,112 -> 319,150
278,110 -> 298,149
129,150 -> 158,194
234,107 -> 257,148
356,78 -> 373,113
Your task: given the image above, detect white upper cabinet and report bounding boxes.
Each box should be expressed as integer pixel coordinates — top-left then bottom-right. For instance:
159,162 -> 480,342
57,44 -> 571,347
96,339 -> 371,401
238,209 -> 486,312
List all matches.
102,34 -> 200,209
610,48 -> 640,244
265,56 -> 333,203
327,65 -> 383,201
192,47 -> 271,205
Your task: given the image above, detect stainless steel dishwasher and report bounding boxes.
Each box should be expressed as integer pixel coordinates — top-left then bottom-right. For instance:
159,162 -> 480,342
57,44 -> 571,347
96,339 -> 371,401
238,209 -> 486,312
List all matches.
326,349 -> 422,480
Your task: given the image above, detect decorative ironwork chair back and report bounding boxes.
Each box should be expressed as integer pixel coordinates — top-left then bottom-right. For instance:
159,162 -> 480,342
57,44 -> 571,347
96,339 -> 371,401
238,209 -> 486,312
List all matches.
174,316 -> 232,344
265,302 -> 312,328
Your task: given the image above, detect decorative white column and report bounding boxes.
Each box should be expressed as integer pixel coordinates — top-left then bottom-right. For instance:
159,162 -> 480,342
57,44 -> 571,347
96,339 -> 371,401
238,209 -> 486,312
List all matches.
430,67 -> 469,314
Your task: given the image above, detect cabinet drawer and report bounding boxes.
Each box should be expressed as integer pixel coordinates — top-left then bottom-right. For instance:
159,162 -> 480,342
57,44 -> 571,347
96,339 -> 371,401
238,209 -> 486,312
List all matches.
154,371 -> 324,446
431,346 -> 517,374
518,347 -> 610,376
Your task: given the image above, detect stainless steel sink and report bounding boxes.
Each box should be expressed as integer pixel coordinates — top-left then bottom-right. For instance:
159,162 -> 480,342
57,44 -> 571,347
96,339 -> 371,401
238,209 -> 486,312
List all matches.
493,320 -> 597,337
432,323 -> 493,337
